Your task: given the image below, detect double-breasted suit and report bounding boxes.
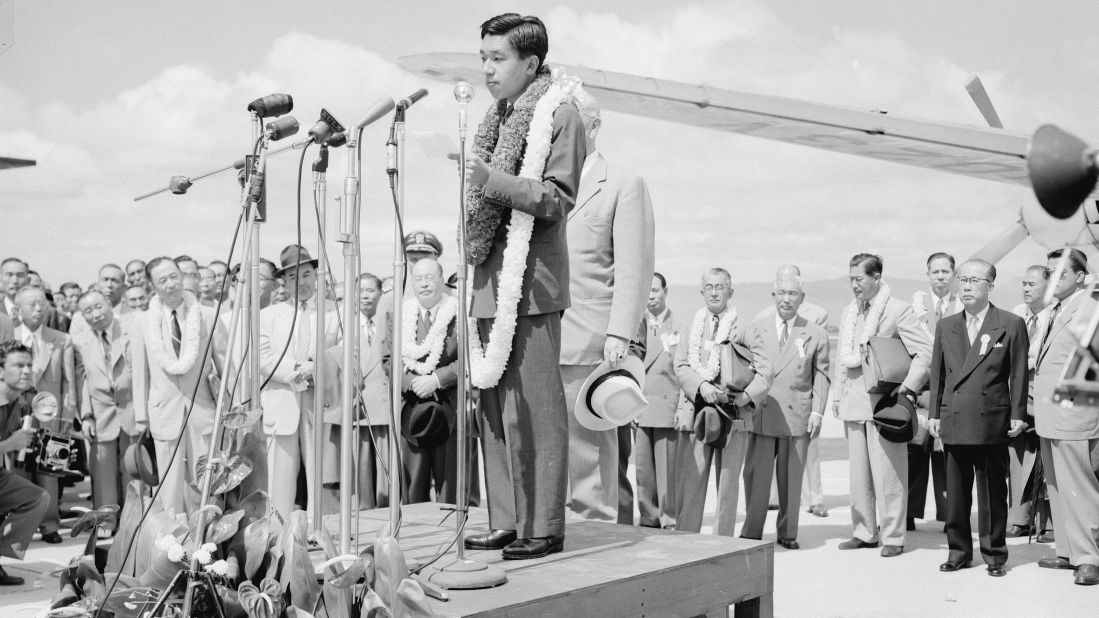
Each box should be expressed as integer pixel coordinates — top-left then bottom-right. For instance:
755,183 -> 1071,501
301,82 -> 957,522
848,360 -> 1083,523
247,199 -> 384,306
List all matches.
1031,289 -> 1099,568
634,309 -> 682,528
741,314 -> 830,541
73,319 -> 136,511
929,304 -> 1028,566
560,152 -> 655,523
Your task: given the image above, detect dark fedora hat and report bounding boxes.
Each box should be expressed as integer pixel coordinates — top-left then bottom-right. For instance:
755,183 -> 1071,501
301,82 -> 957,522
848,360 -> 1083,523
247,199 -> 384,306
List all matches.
123,431 -> 159,486
871,392 -> 917,443
276,244 -> 319,277
401,399 -> 454,449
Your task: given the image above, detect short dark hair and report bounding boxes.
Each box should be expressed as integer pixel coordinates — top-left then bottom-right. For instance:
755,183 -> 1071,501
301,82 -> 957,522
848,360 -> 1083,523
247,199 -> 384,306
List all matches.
850,253 -> 883,277
59,282 -> 81,295
653,272 -> 667,290
1,257 -> 27,271
926,252 -> 955,270
359,272 -> 383,288
961,258 -> 997,282
0,340 -> 32,367
481,13 -> 549,73
146,256 -> 179,281
1047,248 -> 1088,274
77,289 -> 108,306
1025,264 -> 1050,280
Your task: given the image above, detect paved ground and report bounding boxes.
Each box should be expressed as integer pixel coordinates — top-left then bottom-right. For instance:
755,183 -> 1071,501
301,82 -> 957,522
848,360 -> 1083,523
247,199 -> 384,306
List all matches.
3,417 -> 1096,616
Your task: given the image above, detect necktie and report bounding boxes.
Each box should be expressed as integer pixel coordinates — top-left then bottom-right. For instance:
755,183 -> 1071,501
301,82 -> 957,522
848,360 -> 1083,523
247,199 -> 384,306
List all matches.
297,301 -> 311,360
1026,314 -> 1038,340
711,313 -> 720,340
779,320 -> 789,348
101,331 -> 112,368
967,315 -> 979,344
937,298 -> 945,319
170,310 -> 182,356
365,317 -> 374,347
1040,303 -> 1061,351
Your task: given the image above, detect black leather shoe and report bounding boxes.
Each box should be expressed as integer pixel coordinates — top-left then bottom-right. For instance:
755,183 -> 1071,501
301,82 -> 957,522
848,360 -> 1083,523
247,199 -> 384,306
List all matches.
939,560 -> 971,572
502,535 -> 564,560
1036,530 -> 1055,543
464,529 -> 516,551
1075,564 -> 1099,585
987,565 -> 1006,577
1006,524 -> 1033,538
41,531 -> 63,544
838,538 -> 879,550
777,537 -> 799,550
0,565 -> 23,586
1038,556 -> 1074,570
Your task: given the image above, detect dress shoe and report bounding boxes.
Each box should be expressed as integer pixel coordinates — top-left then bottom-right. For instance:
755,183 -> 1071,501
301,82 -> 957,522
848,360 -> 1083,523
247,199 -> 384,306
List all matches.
987,565 -> 1006,577
906,518 -> 916,531
838,538 -> 879,550
767,503 -> 779,511
1075,564 -> 1099,586
1006,524 -> 1034,538
502,535 -> 564,560
41,531 -> 63,544
0,565 -> 23,586
939,560 -> 971,572
808,504 -> 829,518
463,529 -> 516,551
1036,530 -> 1055,543
1038,556 -> 1074,570
777,537 -> 800,550
881,545 -> 904,558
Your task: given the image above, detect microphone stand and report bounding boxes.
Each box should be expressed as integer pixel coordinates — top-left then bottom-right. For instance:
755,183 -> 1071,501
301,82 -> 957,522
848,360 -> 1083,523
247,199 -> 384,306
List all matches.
385,107 -> 406,539
340,128 -> 363,555
312,145 -> 330,533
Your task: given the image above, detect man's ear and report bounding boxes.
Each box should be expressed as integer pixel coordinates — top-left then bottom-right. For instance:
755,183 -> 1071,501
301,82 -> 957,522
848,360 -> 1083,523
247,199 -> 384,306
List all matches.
526,54 -> 540,76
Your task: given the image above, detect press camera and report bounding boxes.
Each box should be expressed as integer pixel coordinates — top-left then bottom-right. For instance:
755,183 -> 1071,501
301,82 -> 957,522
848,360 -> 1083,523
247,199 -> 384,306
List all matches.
17,392 -> 82,480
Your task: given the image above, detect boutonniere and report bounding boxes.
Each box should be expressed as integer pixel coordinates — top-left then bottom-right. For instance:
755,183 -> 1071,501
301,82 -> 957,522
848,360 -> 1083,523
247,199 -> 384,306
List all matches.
795,337 -> 807,359
979,333 -> 991,356
660,331 -> 679,352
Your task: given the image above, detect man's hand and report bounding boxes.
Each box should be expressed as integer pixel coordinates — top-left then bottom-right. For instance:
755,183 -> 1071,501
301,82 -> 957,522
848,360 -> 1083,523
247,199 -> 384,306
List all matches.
1008,419 -> 1027,438
731,392 -> 750,407
927,418 -> 941,440
604,335 -> 629,367
673,407 -> 694,432
808,412 -> 823,439
410,374 -> 439,399
0,428 -> 36,454
699,382 -> 722,404
465,154 -> 490,186
81,418 -> 96,443
891,384 -> 917,401
832,400 -> 841,419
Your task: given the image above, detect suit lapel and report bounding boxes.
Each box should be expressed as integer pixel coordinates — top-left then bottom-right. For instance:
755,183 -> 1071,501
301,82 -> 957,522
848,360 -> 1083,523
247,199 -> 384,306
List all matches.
1038,294 -> 1081,367
570,155 -> 607,219
773,316 -> 804,374
107,321 -> 125,372
957,306 -> 1006,383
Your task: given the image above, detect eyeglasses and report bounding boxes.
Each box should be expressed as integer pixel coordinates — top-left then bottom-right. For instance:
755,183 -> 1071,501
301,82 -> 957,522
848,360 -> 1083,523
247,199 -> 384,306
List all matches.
702,284 -> 729,293
957,276 -> 992,286
1043,268 -> 1073,280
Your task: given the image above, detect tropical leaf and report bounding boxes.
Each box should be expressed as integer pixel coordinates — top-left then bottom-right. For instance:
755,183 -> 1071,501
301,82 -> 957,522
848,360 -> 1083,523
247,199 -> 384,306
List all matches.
213,454 -> 254,495
207,508 -> 246,545
106,482 -> 149,575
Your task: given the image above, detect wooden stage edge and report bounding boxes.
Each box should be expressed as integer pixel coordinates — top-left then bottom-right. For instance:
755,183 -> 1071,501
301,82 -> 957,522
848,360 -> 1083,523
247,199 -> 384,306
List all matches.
322,503 -> 774,618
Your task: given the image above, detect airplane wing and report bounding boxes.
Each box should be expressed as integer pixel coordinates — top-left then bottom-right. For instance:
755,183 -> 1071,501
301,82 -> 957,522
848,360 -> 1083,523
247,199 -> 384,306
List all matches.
0,156 -> 35,170
399,52 -> 1097,200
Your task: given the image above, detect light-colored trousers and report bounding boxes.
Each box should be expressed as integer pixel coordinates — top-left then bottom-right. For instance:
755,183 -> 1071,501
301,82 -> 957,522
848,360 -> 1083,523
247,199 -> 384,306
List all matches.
154,421 -> 212,515
743,433 -> 809,539
1041,437 -> 1099,567
845,421 -> 908,546
635,426 -> 679,528
676,428 -> 750,536
266,394 -> 317,521
91,432 -> 137,512
562,364 -> 620,522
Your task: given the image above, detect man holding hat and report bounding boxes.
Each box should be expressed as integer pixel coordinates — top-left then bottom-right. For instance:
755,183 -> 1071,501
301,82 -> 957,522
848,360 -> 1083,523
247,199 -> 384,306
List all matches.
258,245 -> 341,518
928,259 -> 1028,577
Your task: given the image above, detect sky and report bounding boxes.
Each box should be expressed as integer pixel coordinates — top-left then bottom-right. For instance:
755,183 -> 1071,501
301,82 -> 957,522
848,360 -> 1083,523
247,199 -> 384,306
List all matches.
2,0 -> 1098,290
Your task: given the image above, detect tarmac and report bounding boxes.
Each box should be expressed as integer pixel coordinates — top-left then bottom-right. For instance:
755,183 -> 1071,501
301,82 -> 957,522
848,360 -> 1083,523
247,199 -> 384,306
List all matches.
2,416 -> 1096,617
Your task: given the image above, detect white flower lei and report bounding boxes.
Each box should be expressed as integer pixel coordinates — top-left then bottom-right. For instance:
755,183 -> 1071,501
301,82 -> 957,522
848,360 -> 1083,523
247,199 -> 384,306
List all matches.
838,283 -> 891,368
687,306 -> 738,381
402,294 -> 458,375
468,77 -> 573,389
145,292 -> 202,375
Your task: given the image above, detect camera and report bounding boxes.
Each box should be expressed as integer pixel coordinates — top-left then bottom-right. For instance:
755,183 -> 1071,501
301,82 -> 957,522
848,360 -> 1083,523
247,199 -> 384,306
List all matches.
16,392 -> 82,481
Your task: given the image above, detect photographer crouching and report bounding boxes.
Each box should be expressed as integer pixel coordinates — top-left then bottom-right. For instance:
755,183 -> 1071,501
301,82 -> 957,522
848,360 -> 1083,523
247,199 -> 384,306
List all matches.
0,341 -> 51,585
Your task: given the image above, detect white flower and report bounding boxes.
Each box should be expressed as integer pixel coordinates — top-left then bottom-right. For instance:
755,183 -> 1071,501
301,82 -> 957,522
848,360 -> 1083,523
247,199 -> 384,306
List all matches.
166,544 -> 186,562
156,534 -> 177,552
207,560 -> 229,576
201,543 -> 217,554
193,549 -> 212,565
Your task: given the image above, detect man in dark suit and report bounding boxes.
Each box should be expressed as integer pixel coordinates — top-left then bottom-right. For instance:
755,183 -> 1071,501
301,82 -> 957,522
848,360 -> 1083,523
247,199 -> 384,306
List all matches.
462,13 -> 586,560
929,259 -> 1028,577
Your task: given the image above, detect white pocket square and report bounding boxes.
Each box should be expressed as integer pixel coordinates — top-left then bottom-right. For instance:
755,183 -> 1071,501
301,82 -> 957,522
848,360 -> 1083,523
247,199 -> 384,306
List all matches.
993,343 -> 1004,348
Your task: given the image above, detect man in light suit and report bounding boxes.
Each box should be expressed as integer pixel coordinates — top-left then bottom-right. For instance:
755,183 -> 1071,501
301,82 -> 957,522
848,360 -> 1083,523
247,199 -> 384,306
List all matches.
560,87 -> 655,523
462,13 -> 586,560
674,268 -> 772,536
0,313 -> 12,344
741,274 -> 830,548
259,247 -> 341,519
132,257 -> 223,514
833,253 -> 931,557
12,286 -> 76,543
1032,248 -> 1099,585
634,272 -> 681,529
73,290 -> 136,520
908,252 -> 962,530
928,259 -> 1028,577
1,258 -> 30,326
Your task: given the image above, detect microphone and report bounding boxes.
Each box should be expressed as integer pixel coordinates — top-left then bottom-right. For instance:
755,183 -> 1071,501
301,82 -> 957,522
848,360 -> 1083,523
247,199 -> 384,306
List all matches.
396,88 -> 429,111
247,93 -> 294,118
265,116 -> 299,141
355,96 -> 396,131
324,132 -> 348,148
454,81 -> 474,136
307,108 -> 346,144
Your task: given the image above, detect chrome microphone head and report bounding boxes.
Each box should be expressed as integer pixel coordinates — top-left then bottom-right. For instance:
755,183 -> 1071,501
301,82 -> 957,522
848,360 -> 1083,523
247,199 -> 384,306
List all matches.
453,81 -> 474,104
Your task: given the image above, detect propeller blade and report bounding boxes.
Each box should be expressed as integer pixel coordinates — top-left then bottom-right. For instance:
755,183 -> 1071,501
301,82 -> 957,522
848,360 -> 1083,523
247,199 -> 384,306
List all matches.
965,76 -> 1004,129
971,218 -> 1029,263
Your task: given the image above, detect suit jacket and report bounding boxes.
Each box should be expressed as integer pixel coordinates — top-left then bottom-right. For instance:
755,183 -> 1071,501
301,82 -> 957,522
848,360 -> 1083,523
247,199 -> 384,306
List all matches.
359,312 -> 392,427
913,290 -> 963,336
258,298 -> 341,436
1032,290 -> 1099,440
834,294 -> 932,422
0,313 -> 13,343
638,310 -> 681,428
14,324 -> 76,419
928,304 -> 1028,445
73,319 -> 135,442
674,309 -> 773,423
396,306 -> 459,416
751,314 -> 830,437
560,153 -> 655,365
132,299 -> 222,441
471,102 -> 586,319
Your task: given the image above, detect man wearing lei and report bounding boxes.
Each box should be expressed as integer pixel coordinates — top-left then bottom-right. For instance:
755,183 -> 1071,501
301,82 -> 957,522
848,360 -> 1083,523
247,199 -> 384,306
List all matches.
461,13 -> 586,560
673,267 -> 772,536
131,257 -> 225,513
833,253 -> 931,557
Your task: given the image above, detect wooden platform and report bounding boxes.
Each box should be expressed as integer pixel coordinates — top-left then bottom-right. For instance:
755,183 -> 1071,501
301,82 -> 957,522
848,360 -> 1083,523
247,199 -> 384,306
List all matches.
324,503 -> 773,618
